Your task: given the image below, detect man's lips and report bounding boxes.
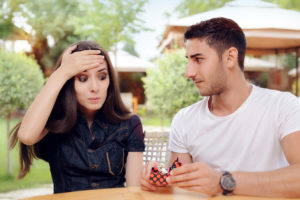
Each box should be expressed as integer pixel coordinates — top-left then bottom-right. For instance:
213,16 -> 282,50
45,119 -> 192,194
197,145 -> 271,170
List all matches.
193,79 -> 203,84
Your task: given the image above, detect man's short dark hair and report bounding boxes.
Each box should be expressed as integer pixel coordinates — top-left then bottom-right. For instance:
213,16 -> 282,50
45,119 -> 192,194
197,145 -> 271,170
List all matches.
184,17 -> 246,71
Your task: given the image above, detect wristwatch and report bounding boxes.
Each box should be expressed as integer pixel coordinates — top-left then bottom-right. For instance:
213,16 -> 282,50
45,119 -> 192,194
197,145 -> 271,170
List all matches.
219,171 -> 236,195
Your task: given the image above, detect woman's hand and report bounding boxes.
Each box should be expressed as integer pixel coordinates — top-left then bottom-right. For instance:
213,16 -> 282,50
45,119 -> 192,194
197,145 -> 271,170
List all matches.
140,160 -> 161,191
58,45 -> 105,80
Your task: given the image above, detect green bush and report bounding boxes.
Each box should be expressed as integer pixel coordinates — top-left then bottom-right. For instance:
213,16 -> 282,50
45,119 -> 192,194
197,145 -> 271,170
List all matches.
0,50 -> 44,174
0,50 -> 44,116
143,49 -> 201,119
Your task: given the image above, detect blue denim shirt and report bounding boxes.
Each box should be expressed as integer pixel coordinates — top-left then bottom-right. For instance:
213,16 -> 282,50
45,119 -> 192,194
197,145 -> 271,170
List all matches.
36,114 -> 145,193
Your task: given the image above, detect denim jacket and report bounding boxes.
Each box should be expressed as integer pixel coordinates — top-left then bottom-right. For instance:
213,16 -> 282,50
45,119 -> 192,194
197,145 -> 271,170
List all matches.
36,114 -> 145,193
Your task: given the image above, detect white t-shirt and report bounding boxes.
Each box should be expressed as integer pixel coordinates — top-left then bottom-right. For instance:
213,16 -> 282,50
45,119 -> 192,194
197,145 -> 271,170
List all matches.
169,85 -> 300,172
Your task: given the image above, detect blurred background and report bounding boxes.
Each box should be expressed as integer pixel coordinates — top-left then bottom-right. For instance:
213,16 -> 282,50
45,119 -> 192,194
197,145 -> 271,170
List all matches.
1,0 -> 300,198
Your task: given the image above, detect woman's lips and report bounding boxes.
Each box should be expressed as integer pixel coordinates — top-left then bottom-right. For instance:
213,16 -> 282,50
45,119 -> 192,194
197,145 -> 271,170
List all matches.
88,97 -> 100,103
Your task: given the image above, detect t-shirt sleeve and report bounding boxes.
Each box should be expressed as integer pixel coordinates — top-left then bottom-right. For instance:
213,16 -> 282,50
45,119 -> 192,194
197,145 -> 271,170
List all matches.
126,114 -> 145,152
278,93 -> 300,140
34,133 -> 51,162
168,110 -> 189,153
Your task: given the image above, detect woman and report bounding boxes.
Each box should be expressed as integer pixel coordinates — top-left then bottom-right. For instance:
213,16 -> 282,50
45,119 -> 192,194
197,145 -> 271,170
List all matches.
10,41 -> 145,193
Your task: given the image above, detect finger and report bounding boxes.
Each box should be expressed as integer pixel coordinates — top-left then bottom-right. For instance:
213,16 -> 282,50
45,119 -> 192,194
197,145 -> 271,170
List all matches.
80,59 -> 105,67
145,161 -> 160,179
81,55 -> 105,61
80,63 -> 101,72
82,58 -> 106,65
64,45 -> 77,55
167,170 -> 200,184
168,178 -> 201,187
170,164 -> 199,176
140,177 -> 157,191
78,49 -> 101,56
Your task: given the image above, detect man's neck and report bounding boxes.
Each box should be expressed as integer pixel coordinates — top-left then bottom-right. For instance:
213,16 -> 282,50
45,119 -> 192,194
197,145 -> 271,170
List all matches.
209,79 -> 252,116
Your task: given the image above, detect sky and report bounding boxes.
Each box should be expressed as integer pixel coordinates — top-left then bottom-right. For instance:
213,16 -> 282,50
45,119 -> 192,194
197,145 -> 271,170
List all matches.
133,0 -> 181,61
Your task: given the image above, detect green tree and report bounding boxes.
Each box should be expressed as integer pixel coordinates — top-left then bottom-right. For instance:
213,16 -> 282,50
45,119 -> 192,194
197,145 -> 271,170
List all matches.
1,0 -> 81,72
174,0 -> 300,17
122,42 -> 139,57
143,49 -> 201,121
0,50 -> 44,174
22,0 -> 81,71
0,0 -> 25,42
266,0 -> 300,11
71,0 -> 148,51
175,0 -> 230,17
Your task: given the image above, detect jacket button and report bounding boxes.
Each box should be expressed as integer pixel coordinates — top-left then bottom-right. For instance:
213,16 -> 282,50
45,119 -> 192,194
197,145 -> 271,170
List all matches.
90,164 -> 99,169
88,149 -> 95,153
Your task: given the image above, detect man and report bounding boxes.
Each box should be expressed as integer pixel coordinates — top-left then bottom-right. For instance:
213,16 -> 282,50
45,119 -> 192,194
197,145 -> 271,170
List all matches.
140,17 -> 300,197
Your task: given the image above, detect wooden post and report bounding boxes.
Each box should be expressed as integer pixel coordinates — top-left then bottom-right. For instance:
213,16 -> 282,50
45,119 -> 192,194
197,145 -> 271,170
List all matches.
296,48 -> 299,96
6,113 -> 12,174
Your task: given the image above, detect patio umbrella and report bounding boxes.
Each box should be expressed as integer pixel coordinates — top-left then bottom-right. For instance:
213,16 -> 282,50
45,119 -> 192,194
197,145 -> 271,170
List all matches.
159,0 -> 300,95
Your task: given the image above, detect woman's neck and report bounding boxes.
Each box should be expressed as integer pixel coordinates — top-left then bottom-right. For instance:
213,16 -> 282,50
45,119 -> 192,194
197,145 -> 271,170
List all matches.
79,108 -> 97,128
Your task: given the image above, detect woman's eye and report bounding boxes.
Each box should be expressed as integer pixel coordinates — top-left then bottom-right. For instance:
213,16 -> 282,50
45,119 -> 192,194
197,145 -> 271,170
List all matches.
99,74 -> 107,80
78,75 -> 88,82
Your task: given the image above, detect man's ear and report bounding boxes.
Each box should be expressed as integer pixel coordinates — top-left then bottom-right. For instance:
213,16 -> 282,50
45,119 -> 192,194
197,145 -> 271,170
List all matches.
223,47 -> 238,70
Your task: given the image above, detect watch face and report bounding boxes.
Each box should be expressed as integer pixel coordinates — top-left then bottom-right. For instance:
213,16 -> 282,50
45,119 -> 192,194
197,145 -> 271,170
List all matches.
220,174 -> 236,191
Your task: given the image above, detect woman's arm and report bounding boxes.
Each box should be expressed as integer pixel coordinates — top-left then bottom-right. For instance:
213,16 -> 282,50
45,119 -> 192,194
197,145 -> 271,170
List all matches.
126,152 -> 143,186
18,46 -> 104,145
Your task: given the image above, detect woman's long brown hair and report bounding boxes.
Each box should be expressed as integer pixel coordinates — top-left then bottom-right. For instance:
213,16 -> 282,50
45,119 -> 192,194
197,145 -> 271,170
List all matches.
9,41 -> 131,179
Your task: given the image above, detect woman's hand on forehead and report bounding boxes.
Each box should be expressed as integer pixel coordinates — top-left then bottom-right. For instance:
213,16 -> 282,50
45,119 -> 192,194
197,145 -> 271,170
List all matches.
59,45 -> 106,80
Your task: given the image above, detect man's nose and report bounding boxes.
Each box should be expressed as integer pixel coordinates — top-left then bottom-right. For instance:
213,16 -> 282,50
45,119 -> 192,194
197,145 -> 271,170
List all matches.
185,61 -> 197,79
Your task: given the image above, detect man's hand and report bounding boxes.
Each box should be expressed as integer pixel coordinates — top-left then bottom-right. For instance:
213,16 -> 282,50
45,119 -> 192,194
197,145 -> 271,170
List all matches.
166,162 -> 223,195
140,161 -> 160,191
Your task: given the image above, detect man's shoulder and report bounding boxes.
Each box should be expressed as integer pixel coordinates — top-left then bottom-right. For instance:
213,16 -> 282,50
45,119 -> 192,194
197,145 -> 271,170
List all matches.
174,98 -> 207,119
254,85 -> 298,103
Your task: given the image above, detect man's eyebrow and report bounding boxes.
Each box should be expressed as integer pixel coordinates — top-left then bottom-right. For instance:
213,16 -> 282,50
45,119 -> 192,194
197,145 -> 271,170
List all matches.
185,53 -> 203,58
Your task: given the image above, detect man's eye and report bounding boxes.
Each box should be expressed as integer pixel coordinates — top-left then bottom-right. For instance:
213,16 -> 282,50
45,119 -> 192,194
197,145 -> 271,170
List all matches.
78,75 -> 88,82
99,74 -> 107,80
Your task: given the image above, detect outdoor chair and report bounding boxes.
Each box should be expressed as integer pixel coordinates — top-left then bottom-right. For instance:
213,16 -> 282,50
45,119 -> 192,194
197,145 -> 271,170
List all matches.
143,131 -> 170,168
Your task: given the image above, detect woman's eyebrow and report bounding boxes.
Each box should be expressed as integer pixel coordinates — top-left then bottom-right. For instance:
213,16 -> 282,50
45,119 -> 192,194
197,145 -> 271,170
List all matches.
98,68 -> 107,72
82,68 -> 107,73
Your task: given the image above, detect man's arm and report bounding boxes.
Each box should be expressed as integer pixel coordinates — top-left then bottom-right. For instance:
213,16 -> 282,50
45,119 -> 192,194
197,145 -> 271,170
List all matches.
167,131 -> 300,197
168,152 -> 193,167
232,131 -> 300,197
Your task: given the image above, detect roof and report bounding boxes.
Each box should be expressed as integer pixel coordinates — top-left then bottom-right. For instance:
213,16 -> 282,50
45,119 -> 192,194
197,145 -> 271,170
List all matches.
108,50 -> 154,72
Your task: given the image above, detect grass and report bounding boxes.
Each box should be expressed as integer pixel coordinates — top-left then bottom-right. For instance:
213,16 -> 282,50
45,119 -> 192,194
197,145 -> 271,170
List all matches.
0,114 -> 170,193
0,117 -> 52,193
140,113 -> 171,127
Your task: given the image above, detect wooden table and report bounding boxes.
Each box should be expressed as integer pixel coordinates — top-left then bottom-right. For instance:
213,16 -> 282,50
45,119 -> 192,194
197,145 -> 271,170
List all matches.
20,187 -> 299,200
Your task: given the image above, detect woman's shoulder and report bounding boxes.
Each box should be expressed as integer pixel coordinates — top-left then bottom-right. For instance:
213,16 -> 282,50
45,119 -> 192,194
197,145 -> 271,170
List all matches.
127,114 -> 142,128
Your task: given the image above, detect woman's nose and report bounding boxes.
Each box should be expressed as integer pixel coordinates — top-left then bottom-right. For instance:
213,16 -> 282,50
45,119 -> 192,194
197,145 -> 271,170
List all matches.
90,77 -> 99,92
